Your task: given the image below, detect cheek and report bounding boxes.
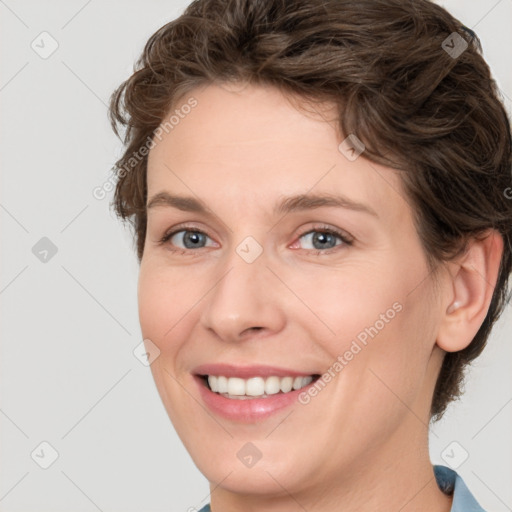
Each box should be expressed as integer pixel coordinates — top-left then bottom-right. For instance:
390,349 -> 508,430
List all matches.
330,278 -> 438,424
137,264 -> 206,428
137,263 -> 202,356
137,258 -> 235,435
285,259 -> 407,351
294,253 -> 436,399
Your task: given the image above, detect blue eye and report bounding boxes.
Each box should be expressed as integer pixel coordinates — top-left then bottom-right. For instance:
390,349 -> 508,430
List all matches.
299,230 -> 340,250
159,229 -> 214,250
297,228 -> 352,252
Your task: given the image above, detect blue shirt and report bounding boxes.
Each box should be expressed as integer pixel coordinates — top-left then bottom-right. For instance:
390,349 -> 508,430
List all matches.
196,465 -> 485,512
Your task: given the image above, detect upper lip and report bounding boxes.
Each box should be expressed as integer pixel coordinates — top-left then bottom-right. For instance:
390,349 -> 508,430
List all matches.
193,363 -> 318,379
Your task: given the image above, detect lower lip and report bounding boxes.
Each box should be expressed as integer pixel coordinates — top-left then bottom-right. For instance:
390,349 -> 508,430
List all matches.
194,375 -> 315,422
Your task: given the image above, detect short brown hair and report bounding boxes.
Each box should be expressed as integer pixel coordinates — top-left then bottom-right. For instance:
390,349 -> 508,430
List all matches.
108,0 -> 512,421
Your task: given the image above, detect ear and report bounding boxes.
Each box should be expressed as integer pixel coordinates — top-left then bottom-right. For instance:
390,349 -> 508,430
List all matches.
436,229 -> 504,353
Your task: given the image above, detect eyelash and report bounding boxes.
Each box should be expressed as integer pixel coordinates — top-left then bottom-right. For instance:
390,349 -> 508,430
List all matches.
157,223 -> 354,256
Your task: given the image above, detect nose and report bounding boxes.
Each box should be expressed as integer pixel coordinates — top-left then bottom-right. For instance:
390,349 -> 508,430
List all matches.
199,254 -> 286,343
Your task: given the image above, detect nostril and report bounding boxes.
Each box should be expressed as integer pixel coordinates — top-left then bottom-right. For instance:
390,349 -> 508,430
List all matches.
242,326 -> 263,335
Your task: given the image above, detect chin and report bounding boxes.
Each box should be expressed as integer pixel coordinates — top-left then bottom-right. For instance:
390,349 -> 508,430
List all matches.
199,460 -> 305,496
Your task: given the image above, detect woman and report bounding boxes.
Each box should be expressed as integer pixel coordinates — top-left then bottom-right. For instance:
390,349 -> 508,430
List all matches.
108,0 -> 512,510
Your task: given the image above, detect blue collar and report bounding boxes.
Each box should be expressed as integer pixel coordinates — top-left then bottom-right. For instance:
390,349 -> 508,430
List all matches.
434,464 -> 486,511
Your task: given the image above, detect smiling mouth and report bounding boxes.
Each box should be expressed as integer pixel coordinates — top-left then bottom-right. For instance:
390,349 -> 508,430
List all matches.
199,374 -> 321,400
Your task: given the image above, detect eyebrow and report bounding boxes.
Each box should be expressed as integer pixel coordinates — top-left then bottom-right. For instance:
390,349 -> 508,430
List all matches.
146,191 -> 378,218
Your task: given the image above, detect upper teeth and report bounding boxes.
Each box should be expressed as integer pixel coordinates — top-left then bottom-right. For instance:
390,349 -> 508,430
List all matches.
207,375 -> 314,397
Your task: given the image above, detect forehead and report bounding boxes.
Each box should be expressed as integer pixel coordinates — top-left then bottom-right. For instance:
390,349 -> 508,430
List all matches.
146,83 -> 408,223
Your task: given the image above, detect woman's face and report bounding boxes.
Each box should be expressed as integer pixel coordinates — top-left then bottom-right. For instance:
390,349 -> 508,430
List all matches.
139,83 -> 446,496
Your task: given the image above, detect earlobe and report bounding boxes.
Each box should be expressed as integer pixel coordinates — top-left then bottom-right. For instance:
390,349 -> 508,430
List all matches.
436,230 -> 503,353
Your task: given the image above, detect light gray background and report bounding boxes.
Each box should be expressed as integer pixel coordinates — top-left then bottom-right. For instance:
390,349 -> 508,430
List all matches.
1,1 -> 511,511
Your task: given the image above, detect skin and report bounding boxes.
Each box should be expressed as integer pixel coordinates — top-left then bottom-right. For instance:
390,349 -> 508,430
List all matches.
138,82 -> 503,512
